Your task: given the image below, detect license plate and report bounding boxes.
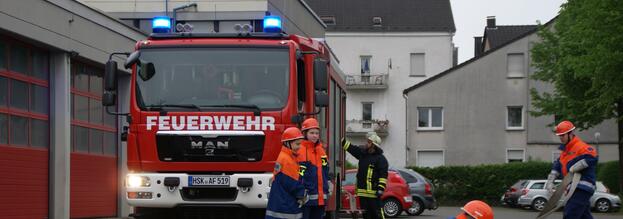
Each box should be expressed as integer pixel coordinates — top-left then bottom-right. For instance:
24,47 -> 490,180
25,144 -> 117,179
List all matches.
189,175 -> 230,186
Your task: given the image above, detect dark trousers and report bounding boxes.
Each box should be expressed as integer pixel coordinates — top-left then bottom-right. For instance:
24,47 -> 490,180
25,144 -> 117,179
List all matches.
360,197 -> 384,219
564,189 -> 594,219
302,205 -> 325,219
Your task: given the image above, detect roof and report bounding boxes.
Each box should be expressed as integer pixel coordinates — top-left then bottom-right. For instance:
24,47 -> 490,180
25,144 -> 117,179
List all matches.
403,19 -> 555,95
483,25 -> 537,51
304,0 -> 455,33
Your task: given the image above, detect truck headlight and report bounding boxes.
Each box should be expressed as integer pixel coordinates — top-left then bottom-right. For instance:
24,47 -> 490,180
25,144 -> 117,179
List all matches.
127,175 -> 151,188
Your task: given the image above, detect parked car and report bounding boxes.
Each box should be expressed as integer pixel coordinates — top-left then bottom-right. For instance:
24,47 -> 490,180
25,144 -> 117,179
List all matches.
516,179 -> 621,213
340,169 -> 413,217
501,179 -> 529,207
389,167 -> 438,216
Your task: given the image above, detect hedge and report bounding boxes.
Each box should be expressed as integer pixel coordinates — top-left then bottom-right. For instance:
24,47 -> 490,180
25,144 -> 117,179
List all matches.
408,161 -> 621,206
408,162 -> 554,206
597,161 -> 620,194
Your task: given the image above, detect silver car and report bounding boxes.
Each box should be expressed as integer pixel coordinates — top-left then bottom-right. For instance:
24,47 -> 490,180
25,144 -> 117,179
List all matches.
516,179 -> 621,213
390,167 -> 438,216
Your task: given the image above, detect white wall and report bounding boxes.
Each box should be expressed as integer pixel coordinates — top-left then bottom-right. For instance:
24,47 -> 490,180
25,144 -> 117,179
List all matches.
326,32 -> 454,167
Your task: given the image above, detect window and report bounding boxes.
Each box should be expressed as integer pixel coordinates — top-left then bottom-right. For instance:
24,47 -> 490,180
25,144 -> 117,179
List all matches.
344,172 -> 356,186
320,16 -> 336,25
70,60 -> 117,156
362,102 -> 372,121
360,56 -> 371,74
417,107 -> 443,130
530,182 -> 545,190
507,149 -> 525,163
410,53 -> 425,76
417,150 -> 444,167
398,170 -> 418,183
507,106 -> 523,129
507,53 -> 525,78
0,37 -> 49,149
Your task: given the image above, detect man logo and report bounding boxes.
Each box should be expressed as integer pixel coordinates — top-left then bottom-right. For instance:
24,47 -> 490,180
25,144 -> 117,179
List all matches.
190,140 -> 230,149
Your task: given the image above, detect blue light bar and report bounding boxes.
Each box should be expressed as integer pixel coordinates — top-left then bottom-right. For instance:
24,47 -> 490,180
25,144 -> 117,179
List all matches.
152,16 -> 171,33
263,16 -> 282,33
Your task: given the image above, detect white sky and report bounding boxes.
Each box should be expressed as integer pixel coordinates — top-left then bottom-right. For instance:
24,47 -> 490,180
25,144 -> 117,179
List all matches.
450,0 -> 566,63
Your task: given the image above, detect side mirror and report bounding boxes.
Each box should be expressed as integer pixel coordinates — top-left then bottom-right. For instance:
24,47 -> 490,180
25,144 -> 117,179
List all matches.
124,51 -> 141,69
314,91 -> 329,107
313,58 -> 328,91
138,62 -> 156,81
102,92 -> 116,106
104,60 -> 118,91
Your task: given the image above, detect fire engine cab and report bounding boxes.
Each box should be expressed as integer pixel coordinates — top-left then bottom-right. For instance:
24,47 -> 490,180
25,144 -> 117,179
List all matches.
103,15 -> 347,218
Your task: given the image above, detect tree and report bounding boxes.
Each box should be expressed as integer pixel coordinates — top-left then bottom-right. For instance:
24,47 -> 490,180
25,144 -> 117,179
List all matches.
530,0 -> 623,192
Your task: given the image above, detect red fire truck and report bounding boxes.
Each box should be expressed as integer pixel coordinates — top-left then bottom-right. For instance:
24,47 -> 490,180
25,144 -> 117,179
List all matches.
102,16 -> 347,218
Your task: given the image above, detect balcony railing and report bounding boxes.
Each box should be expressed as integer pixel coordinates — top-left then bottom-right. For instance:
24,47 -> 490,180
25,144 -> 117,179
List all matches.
345,74 -> 388,90
345,119 -> 389,137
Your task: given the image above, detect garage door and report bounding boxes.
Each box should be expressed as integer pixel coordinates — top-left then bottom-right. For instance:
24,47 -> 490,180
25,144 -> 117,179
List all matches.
0,37 -> 50,219
417,150 -> 444,167
70,60 -> 118,218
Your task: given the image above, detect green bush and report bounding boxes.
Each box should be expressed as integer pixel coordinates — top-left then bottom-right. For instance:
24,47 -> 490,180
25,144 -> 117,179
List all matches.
408,162 -> 553,206
597,161 -> 620,194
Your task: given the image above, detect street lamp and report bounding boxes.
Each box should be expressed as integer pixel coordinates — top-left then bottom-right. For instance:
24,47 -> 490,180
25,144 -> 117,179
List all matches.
594,132 -> 600,154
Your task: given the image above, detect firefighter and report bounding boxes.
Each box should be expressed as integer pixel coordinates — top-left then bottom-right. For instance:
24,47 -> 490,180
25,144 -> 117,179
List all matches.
297,118 -> 330,219
266,127 -> 308,219
341,132 -> 388,219
545,120 -> 598,219
447,200 -> 494,219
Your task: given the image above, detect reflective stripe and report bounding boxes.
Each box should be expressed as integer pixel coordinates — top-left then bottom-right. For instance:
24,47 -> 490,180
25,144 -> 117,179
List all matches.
378,178 -> 387,183
380,207 -> 386,219
309,194 -> 319,200
356,192 -> 377,198
266,210 -> 303,219
343,141 -> 350,150
579,180 -> 596,190
367,165 -> 373,191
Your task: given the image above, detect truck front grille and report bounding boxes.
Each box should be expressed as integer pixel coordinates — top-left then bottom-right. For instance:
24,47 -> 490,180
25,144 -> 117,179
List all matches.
156,132 -> 264,162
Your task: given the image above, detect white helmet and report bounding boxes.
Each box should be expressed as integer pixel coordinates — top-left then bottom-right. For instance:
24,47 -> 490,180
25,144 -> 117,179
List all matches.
366,132 -> 382,147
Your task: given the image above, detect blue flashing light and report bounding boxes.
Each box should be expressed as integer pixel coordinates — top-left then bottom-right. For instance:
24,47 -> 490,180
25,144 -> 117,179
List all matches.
152,16 -> 171,33
263,16 -> 282,33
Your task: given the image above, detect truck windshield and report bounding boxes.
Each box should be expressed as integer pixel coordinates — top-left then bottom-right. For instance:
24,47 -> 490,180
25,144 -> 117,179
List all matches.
136,47 -> 290,110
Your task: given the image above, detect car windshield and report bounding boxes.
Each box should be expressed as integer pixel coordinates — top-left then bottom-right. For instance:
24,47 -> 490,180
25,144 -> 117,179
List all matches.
135,47 -> 290,110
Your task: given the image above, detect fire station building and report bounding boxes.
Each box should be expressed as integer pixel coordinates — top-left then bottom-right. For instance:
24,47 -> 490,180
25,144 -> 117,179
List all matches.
0,0 -> 324,218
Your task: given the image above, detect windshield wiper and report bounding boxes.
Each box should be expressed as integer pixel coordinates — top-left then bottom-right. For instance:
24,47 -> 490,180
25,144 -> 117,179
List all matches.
201,104 -> 261,116
146,104 -> 203,112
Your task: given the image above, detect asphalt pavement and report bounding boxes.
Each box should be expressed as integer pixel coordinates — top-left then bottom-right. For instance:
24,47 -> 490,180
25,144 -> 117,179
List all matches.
352,206 -> 622,219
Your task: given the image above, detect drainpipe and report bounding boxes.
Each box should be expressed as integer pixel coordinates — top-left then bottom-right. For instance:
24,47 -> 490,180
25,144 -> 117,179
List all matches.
403,93 -> 409,166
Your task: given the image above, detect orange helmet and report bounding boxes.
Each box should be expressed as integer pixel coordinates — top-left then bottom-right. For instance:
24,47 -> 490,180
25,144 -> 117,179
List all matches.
281,127 -> 304,142
457,200 -> 493,219
301,118 -> 320,131
555,120 -> 576,136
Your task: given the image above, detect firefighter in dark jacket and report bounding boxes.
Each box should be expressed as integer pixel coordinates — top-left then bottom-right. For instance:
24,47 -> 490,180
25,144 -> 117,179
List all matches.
341,132 -> 388,219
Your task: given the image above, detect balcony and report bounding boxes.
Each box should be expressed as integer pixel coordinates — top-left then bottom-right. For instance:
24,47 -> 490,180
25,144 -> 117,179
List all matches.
346,119 -> 389,137
345,74 -> 388,90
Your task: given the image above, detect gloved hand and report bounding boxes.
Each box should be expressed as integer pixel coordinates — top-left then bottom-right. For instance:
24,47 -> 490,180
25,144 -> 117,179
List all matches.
545,171 -> 557,194
297,191 -> 310,207
341,138 -> 350,149
569,159 -> 588,173
376,189 -> 384,197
